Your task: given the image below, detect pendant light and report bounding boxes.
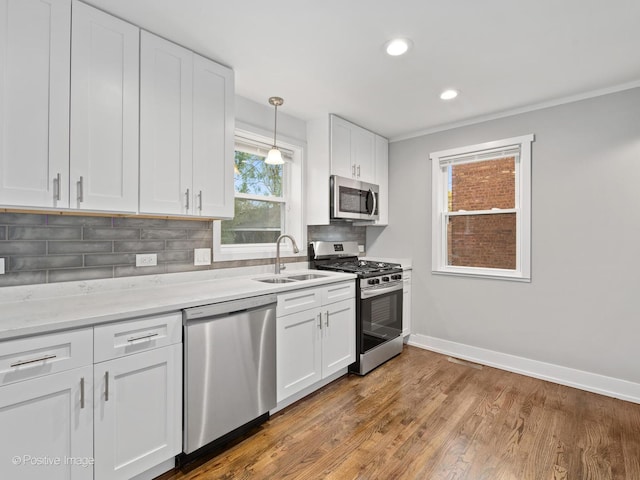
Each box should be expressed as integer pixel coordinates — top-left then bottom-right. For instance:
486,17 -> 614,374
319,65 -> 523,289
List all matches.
265,96 -> 284,165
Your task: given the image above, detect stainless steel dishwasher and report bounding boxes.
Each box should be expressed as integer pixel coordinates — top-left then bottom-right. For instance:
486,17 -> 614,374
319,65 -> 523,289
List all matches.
182,294 -> 277,456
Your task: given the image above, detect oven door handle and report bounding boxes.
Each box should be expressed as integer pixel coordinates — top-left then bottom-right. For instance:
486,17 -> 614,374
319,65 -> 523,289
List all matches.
360,282 -> 403,299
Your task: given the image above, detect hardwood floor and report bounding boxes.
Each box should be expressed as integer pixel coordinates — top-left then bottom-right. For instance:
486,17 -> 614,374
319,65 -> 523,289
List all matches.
162,346 -> 640,480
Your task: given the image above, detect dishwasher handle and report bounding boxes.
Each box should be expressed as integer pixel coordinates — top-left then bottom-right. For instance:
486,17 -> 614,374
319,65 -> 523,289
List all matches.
183,294 -> 277,321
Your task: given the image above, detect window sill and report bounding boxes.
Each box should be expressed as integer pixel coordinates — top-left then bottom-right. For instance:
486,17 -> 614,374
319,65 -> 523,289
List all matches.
432,268 -> 531,283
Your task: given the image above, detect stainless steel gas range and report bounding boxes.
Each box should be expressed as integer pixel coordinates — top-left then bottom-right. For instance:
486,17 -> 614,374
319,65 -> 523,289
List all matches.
309,241 -> 403,375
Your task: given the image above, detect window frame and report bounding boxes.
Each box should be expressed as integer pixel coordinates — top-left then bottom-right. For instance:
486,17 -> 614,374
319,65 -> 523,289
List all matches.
213,125 -> 306,261
430,134 -> 534,281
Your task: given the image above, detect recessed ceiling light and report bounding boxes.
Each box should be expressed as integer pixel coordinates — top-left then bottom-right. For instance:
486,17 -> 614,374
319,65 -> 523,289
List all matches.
440,89 -> 459,100
385,38 -> 411,56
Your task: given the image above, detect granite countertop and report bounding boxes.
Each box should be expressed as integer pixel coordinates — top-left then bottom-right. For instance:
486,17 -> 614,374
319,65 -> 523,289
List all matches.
0,269 -> 356,341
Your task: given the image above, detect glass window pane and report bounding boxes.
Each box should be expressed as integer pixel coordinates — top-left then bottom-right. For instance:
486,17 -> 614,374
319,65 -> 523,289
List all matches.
448,157 -> 515,212
447,213 -> 516,269
221,198 -> 282,244
234,151 -> 282,197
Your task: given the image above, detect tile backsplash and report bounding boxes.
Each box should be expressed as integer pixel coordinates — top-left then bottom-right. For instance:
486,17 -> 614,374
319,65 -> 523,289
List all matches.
0,213 -> 215,287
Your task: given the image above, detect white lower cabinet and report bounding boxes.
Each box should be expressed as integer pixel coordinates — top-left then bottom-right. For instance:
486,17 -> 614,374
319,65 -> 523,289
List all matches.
93,344 -> 181,480
402,270 -> 412,339
276,281 -> 355,403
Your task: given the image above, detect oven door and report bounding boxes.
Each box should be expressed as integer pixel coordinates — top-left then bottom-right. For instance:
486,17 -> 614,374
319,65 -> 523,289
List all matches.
359,282 -> 403,354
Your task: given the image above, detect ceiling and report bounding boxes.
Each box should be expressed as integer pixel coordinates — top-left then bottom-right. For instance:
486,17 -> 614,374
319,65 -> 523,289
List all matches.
86,0 -> 640,141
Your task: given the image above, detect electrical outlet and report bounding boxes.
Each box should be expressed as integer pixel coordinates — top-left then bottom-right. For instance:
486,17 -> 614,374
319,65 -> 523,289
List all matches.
135,254 -> 157,267
0,258 -> 5,275
194,248 -> 211,266
358,245 -> 365,253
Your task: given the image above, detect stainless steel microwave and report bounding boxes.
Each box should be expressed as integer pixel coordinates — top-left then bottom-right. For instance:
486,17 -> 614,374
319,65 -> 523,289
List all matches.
330,175 -> 379,221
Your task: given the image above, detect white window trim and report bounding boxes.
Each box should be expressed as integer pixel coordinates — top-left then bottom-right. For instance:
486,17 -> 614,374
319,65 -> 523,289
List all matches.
213,125 -> 306,261
430,134 -> 534,281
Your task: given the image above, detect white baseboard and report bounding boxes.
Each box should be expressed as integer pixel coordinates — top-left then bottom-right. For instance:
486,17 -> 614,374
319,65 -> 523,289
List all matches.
408,334 -> 640,404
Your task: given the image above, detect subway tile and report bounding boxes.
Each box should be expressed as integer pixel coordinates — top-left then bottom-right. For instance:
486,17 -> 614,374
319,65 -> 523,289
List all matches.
114,264 -> 166,278
187,229 -> 213,240
165,263 -> 210,273
113,240 -> 165,253
83,227 -> 140,240
112,217 -> 169,228
0,271 -> 47,287
157,250 -> 191,263
141,228 -> 187,240
9,226 -> 81,241
46,215 -> 112,226
48,241 -> 113,254
84,253 -> 136,267
166,239 -> 212,250
0,241 -> 47,256
0,213 -> 47,225
9,255 -> 83,272
48,267 -> 114,283
165,219 -> 212,229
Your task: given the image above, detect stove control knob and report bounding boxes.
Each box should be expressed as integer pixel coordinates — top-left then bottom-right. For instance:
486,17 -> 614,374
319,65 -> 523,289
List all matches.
391,274 -> 401,280
382,276 -> 389,282
368,279 -> 376,285
374,278 -> 380,284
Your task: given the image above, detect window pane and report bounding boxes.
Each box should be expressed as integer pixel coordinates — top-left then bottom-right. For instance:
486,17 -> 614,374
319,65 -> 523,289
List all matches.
447,213 -> 516,269
448,157 -> 515,212
221,198 -> 282,244
234,151 -> 282,197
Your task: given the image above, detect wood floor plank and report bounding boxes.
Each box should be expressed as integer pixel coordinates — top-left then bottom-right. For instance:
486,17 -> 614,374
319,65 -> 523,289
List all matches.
161,346 -> 640,480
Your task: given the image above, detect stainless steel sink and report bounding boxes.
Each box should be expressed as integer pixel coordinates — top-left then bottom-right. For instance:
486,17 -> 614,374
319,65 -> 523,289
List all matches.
255,277 -> 296,284
285,273 -> 328,281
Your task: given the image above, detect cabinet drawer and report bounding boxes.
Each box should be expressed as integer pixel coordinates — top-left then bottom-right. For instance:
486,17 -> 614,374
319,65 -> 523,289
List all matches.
322,281 -> 355,305
0,328 -> 92,387
94,312 -> 181,363
277,288 -> 322,317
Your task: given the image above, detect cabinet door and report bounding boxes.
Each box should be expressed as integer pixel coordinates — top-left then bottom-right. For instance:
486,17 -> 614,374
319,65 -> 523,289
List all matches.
276,308 -> 322,402
70,2 -> 139,212
322,298 -> 355,377
402,272 -> 412,338
139,31 -> 193,215
0,366 -> 93,480
373,134 -> 389,225
0,0 -> 70,209
330,115 -> 355,178
352,126 -> 375,183
192,54 -> 234,218
94,344 -> 181,480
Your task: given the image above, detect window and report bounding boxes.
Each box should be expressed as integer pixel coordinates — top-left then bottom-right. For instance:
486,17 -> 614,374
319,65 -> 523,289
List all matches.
213,126 -> 305,260
430,134 -> 534,281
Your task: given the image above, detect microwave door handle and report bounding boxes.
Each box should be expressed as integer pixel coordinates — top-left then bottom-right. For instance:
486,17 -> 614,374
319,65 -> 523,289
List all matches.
368,189 -> 377,217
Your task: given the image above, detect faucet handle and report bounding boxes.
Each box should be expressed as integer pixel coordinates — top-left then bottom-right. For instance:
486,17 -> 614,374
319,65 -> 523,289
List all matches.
280,263 -> 286,271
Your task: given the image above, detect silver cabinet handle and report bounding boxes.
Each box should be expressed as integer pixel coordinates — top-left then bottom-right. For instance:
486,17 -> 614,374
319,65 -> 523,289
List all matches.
127,332 -> 158,342
53,173 -> 61,201
198,190 -> 203,213
318,312 -> 322,330
325,310 -> 330,327
10,354 -> 57,368
105,371 -> 109,402
369,188 -> 377,217
185,188 -> 190,212
357,165 -> 361,177
351,164 -> 356,177
80,377 -> 85,409
77,176 -> 84,203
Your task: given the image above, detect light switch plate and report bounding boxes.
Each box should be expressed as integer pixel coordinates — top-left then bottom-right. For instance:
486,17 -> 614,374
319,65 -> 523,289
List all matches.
135,254 -> 157,267
0,258 -> 4,275
194,248 -> 211,266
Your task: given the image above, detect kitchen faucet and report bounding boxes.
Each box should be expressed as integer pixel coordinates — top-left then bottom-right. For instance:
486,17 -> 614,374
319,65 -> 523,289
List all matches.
275,234 -> 300,274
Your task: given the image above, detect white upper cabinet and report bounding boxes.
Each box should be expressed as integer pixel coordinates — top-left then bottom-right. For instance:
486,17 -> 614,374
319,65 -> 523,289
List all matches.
140,31 -> 234,218
70,1 -> 139,213
0,0 -> 71,209
372,134 -> 389,226
330,115 -> 376,184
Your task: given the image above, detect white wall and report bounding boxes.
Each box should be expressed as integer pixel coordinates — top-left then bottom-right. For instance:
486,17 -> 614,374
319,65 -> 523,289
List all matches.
367,88 -> 640,398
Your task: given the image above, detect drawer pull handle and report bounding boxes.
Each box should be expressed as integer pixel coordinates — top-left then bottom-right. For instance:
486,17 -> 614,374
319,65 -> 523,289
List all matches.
105,371 -> 109,401
325,310 -> 330,327
318,313 -> 322,330
127,333 -> 159,343
10,354 -> 57,368
80,377 -> 85,409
